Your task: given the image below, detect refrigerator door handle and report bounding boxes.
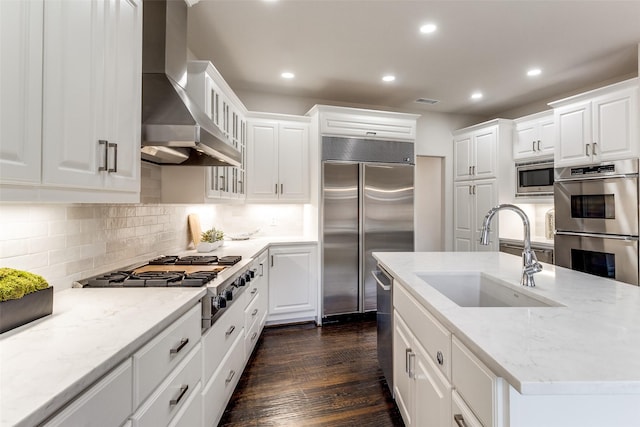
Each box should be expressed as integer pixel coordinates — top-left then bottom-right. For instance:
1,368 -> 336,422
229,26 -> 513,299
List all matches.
372,270 -> 391,291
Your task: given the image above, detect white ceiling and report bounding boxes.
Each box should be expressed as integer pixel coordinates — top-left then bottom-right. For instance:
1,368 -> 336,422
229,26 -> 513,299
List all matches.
187,0 -> 640,117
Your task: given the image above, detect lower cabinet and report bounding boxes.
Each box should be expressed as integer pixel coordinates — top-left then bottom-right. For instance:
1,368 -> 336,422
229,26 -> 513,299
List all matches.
267,244 -> 318,325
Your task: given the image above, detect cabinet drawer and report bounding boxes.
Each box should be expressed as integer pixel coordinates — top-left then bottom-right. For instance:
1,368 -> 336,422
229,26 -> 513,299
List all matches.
44,359 -> 132,427
131,343 -> 202,427
167,381 -> 202,427
203,332 -> 245,427
245,303 -> 264,358
133,304 -> 201,406
321,112 -> 416,141
244,287 -> 262,333
451,390 -> 483,427
202,296 -> 244,383
452,336 -> 503,427
394,283 -> 451,380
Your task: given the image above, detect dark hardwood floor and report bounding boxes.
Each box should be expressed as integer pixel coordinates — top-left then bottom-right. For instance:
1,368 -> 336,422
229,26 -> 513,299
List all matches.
219,319 -> 405,427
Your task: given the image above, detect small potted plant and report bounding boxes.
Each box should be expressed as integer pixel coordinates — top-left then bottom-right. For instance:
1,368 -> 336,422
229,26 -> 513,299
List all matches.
197,227 -> 225,252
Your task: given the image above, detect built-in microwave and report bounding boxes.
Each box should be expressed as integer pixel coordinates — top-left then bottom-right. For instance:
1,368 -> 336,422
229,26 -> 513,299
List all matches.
515,160 -> 554,197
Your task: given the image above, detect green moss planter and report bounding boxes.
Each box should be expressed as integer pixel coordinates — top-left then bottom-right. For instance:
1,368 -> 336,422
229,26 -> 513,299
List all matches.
0,286 -> 53,334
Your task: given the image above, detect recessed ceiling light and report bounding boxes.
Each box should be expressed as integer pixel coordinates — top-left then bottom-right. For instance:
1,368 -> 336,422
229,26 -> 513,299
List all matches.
281,72 -> 295,79
419,23 -> 437,34
382,75 -> 396,82
471,92 -> 483,100
527,68 -> 542,77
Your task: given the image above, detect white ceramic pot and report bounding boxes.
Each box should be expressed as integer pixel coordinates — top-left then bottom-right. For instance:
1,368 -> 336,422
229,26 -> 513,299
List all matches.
196,240 -> 223,252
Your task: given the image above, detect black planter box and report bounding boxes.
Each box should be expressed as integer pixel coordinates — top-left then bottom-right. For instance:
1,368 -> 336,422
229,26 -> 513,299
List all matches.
0,286 -> 53,334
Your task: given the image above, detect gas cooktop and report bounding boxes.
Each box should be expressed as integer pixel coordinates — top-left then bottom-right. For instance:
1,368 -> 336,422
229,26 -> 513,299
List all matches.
77,255 -> 242,288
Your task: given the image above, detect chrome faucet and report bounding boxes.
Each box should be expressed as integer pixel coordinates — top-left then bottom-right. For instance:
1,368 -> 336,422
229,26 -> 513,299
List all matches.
479,204 -> 542,287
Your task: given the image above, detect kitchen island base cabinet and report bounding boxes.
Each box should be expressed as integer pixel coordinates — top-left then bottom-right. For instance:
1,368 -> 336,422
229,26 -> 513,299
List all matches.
267,244 -> 318,325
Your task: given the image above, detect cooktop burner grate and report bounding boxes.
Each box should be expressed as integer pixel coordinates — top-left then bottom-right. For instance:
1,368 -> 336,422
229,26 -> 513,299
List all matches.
175,255 -> 219,265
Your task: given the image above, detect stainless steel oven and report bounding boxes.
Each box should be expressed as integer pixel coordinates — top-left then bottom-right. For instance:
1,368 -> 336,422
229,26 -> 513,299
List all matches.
554,159 -> 639,285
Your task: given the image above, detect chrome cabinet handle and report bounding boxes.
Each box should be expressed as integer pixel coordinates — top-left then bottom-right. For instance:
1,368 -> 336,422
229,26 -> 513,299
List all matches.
259,263 -> 264,276
532,141 -> 536,152
472,165 -> 475,175
585,143 -> 591,156
468,166 -> 472,175
454,414 -> 468,427
251,288 -> 258,295
280,183 -> 283,194
537,140 -> 541,151
225,370 -> 236,384
170,385 -> 189,406
408,351 -> 416,379
107,142 -> 117,173
98,140 -> 108,171
405,348 -> 411,374
366,131 -> 377,136
252,308 -> 259,316
436,350 -> 444,366
275,183 -> 278,194
472,185 -> 476,195
271,255 -> 274,267
251,331 -> 258,341
593,142 -> 597,155
468,185 -> 472,195
169,338 -> 189,355
225,325 -> 236,336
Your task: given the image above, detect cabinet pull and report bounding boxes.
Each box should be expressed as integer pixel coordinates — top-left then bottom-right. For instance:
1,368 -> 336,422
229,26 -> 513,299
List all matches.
225,370 -> 236,384
532,141 -> 536,152
585,143 -> 590,156
271,255 -> 274,267
225,325 -> 236,336
472,185 -> 476,195
436,350 -> 444,366
593,142 -> 597,155
98,140 -> 109,172
260,263 -> 264,276
472,165 -> 475,175
107,142 -> 118,173
537,140 -> 541,151
275,183 -> 278,194
468,185 -> 472,195
251,287 -> 258,295
251,331 -> 258,341
280,183 -> 283,194
170,385 -> 189,406
252,308 -> 259,316
408,351 -> 416,379
468,166 -> 472,175
405,348 -> 411,374
454,414 -> 468,427
169,338 -> 189,355
365,131 -> 377,136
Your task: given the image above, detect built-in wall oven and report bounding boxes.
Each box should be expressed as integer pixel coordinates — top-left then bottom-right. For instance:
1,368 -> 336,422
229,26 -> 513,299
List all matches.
554,159 -> 639,285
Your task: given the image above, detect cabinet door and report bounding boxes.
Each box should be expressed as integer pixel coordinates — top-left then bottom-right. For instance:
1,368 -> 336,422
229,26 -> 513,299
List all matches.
0,0 -> 43,185
393,312 -> 414,427
538,115 -> 555,156
473,180 -> 497,252
554,101 -> 592,166
278,122 -> 309,201
513,120 -> 537,160
453,182 -> 473,251
247,120 -> 279,200
473,128 -> 497,179
451,391 -> 483,427
592,88 -> 639,162
453,134 -> 473,181
268,245 -> 317,322
414,339 -> 452,427
103,0 -> 141,192
42,0 -> 108,189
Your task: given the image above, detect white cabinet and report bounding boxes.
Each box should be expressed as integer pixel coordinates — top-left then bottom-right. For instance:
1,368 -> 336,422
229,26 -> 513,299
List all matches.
43,360 -> 133,427
267,244 -> 318,324
453,120 -> 512,251
244,249 -> 269,358
551,78 -> 639,167
1,0 -> 142,203
0,0 -> 43,185
394,283 -> 452,427
318,108 -> 418,141
247,117 -> 310,202
454,180 -> 498,251
513,111 -> 555,160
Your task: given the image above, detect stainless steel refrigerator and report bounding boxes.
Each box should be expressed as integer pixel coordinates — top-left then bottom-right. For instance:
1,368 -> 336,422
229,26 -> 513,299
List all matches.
322,136 -> 414,317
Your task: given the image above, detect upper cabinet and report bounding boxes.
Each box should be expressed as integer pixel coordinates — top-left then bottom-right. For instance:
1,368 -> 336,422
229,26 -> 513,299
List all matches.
550,78 -> 639,167
513,111 -> 555,160
315,106 -> 417,141
246,115 -> 310,202
454,119 -> 512,182
1,0 -> 142,203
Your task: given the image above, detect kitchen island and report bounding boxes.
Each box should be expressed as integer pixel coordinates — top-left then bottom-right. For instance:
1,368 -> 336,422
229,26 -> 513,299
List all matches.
374,251 -> 640,426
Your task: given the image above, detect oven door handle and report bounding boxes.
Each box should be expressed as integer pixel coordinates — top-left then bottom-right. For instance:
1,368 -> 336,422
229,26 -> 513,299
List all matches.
555,173 -> 639,183
555,231 -> 639,241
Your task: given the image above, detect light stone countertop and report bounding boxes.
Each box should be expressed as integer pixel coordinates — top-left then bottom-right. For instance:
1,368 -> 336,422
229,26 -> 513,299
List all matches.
373,251 -> 640,396
0,236 -> 317,427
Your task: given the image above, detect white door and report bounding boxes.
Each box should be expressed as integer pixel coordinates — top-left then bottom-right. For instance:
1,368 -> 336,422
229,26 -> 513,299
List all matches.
247,120 -> 278,200
453,134 -> 472,181
453,182 -> 473,251
473,180 -> 498,251
0,0 -> 43,185
268,246 -> 316,318
554,101 -> 592,166
538,115 -> 556,156
473,128 -> 497,179
513,120 -> 537,159
592,88 -> 638,162
393,313 -> 414,427
414,339 -> 452,427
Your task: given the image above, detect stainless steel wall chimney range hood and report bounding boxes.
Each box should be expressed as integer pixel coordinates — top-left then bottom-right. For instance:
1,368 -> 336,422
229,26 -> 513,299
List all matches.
141,0 -> 241,167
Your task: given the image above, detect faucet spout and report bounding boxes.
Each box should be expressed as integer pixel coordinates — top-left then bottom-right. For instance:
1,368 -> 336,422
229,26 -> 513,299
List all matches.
479,204 -> 542,287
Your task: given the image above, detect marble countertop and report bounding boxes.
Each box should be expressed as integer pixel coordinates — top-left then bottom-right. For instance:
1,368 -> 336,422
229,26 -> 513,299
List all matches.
0,236 -> 316,427
373,251 -> 640,396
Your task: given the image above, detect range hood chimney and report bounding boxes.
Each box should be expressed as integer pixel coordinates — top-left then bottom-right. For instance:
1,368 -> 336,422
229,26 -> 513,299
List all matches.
141,0 -> 241,167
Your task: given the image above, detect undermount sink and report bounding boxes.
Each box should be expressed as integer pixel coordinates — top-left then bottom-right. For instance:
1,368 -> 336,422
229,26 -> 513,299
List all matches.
417,272 -> 561,308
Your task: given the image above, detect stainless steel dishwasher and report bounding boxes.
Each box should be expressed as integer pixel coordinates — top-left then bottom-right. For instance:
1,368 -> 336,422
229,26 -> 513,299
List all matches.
373,265 -> 393,393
